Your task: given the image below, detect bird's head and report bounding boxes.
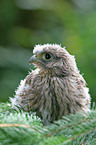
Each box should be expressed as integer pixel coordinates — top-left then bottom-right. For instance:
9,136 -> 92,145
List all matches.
29,44 -> 79,77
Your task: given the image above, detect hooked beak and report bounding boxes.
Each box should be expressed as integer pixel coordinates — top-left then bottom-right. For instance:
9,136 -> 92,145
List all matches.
29,55 -> 38,65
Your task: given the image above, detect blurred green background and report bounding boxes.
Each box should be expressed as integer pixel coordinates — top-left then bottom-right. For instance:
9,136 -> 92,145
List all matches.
0,0 -> 96,105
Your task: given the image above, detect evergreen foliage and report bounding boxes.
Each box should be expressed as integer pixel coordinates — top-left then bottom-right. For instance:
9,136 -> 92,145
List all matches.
0,103 -> 96,145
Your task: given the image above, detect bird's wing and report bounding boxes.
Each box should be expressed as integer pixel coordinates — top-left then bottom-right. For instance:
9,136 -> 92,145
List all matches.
10,71 -> 35,111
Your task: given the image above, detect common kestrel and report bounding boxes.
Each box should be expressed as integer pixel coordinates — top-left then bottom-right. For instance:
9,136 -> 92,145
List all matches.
10,44 -> 91,125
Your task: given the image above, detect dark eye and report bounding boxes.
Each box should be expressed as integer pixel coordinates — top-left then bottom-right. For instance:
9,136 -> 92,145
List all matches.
42,53 -> 52,61
45,53 -> 51,59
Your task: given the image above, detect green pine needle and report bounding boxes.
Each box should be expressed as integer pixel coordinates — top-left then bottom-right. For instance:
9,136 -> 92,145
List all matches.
0,102 -> 96,145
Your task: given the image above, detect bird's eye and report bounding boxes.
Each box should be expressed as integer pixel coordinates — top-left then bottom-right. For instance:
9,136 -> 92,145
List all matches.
42,53 -> 52,61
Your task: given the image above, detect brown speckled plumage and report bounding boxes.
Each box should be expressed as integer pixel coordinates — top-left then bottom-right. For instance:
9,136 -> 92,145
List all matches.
10,44 -> 91,125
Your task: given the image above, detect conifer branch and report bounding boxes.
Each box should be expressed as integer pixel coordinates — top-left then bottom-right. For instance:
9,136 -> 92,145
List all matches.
0,102 -> 96,145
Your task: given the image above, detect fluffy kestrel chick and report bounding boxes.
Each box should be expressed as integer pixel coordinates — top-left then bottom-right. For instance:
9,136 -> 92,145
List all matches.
10,44 -> 91,125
